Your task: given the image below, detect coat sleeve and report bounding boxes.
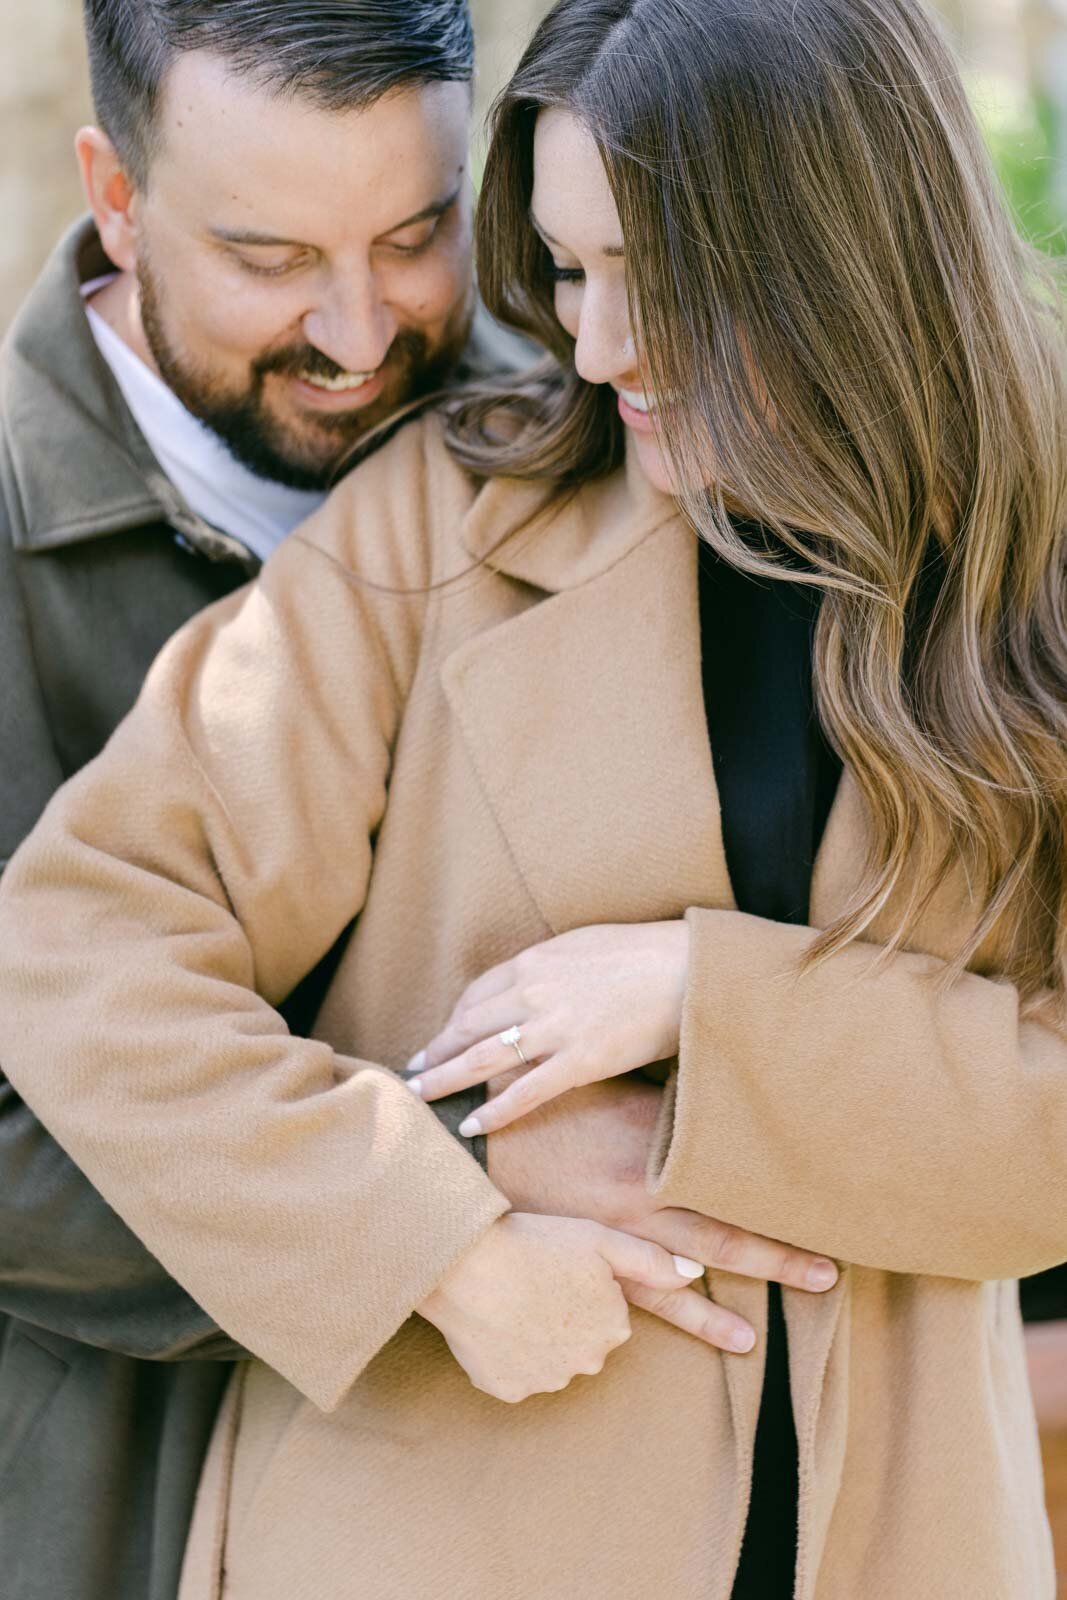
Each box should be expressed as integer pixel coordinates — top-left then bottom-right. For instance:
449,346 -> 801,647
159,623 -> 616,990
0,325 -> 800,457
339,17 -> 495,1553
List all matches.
0,500 -> 245,1359
0,425 -> 510,1411
649,905 -> 1067,1282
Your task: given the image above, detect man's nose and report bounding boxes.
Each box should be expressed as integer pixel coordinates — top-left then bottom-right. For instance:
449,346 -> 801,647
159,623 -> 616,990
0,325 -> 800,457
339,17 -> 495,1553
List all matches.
572,285 -> 636,388
302,270 -> 398,376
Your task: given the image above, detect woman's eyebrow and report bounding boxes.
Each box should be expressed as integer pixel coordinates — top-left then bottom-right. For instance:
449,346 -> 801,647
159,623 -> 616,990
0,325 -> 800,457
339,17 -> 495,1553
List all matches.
528,209 -> 624,259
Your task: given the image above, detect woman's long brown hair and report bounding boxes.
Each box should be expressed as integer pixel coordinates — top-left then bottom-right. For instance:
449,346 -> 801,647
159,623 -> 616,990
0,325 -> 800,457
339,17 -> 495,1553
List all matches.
447,0 -> 1067,1007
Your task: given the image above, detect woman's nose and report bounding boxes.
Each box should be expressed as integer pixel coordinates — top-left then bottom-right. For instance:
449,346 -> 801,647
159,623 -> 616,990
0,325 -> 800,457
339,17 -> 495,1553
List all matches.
573,289 -> 638,388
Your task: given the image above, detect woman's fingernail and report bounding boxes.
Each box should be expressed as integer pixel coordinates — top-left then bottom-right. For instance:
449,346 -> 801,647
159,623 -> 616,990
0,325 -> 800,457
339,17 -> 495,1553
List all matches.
407,1051 -> 426,1074
732,1326 -> 757,1353
458,1116 -> 482,1138
406,1076 -> 424,1097
807,1259 -> 838,1290
672,1255 -> 705,1280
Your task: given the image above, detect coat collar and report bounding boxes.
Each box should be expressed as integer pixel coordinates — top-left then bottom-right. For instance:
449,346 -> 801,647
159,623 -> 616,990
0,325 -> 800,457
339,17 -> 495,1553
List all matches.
1,218 -> 252,566
459,439 -> 679,594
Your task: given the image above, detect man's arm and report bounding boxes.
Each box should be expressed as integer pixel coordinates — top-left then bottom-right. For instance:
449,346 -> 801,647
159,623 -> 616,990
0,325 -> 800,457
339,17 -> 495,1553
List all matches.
0,511 -> 244,1359
0,1075 -> 243,1359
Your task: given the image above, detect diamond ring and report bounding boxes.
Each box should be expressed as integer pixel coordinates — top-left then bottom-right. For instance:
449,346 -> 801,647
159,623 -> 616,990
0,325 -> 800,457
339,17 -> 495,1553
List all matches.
498,1026 -> 528,1066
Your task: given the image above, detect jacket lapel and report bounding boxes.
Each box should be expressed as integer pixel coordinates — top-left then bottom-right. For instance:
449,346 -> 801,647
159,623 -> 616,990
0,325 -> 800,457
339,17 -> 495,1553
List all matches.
442,480 -> 735,936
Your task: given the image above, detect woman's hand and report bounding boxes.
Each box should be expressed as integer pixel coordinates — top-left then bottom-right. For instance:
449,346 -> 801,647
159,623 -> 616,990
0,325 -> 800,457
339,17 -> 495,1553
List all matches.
407,923 -> 688,1135
416,1211 -> 708,1404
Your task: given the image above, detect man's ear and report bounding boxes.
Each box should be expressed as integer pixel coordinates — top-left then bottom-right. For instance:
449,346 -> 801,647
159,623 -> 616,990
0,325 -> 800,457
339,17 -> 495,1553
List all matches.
75,126 -> 140,273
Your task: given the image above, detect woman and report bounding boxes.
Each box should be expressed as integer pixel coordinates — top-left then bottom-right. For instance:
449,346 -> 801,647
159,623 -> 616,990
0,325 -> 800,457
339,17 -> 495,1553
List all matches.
0,0 -> 1064,1595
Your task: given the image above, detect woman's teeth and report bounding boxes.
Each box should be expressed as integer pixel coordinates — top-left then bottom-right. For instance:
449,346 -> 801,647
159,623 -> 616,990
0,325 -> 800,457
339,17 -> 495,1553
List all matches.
619,388 -> 654,414
299,369 -> 376,392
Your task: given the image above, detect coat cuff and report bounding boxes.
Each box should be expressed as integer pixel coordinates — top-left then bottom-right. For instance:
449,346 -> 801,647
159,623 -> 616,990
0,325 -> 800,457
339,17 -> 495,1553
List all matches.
647,906 -> 818,1235
287,1076 -> 511,1413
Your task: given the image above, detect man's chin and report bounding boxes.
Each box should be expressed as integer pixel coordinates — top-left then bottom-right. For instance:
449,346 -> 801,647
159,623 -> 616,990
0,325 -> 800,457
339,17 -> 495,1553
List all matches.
259,384 -> 440,487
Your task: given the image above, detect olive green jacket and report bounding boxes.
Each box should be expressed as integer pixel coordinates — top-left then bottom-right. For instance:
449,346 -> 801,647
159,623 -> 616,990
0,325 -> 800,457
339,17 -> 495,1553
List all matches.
0,217 -> 502,1600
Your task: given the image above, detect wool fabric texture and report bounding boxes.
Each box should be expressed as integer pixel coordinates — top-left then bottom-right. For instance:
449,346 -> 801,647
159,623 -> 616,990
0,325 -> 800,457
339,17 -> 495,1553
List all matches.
0,419 -> 1058,1599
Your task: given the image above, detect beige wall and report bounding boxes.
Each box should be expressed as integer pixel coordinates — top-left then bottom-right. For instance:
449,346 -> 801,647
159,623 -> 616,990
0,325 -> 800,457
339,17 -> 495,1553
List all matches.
0,0 -> 93,329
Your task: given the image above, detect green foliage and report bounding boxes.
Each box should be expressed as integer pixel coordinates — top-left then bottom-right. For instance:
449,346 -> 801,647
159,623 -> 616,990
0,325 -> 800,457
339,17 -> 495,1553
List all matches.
972,73 -> 1066,257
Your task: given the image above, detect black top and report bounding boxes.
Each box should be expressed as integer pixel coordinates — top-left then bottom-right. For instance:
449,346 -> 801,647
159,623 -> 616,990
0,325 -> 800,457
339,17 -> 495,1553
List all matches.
695,534 -> 842,1599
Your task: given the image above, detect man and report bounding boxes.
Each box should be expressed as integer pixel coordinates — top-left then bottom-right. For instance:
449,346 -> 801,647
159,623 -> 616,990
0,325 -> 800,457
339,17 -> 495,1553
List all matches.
0,4 -> 844,1600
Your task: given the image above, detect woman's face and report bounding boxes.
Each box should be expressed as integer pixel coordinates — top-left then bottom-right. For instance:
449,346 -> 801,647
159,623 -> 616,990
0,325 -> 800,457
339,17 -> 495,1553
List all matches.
531,108 -> 679,496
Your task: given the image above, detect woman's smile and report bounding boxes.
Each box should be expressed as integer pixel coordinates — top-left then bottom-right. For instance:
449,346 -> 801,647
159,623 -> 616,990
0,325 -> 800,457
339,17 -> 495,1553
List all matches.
615,385 -> 657,433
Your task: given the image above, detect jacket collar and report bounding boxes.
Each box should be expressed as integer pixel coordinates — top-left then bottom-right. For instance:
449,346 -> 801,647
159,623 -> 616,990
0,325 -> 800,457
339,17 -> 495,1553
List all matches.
459,438 -> 680,594
1,217 -> 252,566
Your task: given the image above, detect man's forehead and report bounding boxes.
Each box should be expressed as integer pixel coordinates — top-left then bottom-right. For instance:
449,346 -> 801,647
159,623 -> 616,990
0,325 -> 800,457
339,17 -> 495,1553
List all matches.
153,52 -> 470,240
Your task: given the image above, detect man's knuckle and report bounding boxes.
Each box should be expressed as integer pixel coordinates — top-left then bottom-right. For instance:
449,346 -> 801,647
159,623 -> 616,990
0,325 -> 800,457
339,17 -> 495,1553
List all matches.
710,1224 -> 743,1267
634,1286 -> 670,1315
781,1247 -> 808,1284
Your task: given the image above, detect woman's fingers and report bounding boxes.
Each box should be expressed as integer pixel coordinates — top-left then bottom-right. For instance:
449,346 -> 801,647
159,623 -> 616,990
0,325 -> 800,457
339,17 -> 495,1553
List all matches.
411,989 -> 525,1076
410,1021 -> 551,1106
617,1279 -> 757,1354
589,1221 -> 708,1293
449,1056 -> 583,1135
407,962 -> 520,1073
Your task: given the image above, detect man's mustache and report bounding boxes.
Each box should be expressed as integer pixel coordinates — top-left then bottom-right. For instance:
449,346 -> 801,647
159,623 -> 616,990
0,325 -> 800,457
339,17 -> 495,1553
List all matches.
254,330 -> 428,383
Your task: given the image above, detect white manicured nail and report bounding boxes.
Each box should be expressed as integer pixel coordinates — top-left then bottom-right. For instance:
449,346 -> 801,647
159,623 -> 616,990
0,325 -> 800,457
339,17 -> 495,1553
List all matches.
406,1076 -> 424,1097
458,1116 -> 482,1138
407,1050 -> 426,1074
673,1255 -> 705,1279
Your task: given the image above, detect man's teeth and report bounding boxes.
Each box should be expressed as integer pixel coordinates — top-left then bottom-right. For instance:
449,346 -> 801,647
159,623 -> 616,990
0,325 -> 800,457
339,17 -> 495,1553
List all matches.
620,388 -> 654,414
299,370 -> 376,392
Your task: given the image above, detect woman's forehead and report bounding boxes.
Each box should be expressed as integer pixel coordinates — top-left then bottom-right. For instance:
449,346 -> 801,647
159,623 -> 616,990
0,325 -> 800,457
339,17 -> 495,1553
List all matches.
531,109 -> 624,256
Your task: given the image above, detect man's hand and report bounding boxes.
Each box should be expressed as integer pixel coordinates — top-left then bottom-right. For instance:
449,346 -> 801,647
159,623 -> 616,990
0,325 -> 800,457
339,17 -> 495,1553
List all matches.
486,1072 -> 838,1354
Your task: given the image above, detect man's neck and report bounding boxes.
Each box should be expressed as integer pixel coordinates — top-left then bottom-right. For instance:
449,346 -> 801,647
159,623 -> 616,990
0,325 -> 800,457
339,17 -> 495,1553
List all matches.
85,270 -> 163,380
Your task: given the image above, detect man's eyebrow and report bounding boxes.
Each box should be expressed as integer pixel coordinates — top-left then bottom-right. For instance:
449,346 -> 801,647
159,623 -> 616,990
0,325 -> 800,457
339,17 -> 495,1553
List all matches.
209,185 -> 463,250
379,183 -> 463,237
210,226 -> 305,247
529,209 -> 625,259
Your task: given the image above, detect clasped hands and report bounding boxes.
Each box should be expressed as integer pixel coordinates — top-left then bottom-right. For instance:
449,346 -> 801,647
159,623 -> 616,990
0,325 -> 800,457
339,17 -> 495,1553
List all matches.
413,922 -> 838,1404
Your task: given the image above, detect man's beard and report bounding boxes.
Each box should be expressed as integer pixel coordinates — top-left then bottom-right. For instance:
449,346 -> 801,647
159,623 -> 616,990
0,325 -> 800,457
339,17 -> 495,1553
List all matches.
137,255 -> 473,491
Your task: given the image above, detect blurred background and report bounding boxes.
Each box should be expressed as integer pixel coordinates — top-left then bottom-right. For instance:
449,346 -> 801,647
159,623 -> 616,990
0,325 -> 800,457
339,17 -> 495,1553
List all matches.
1,0 -> 1065,330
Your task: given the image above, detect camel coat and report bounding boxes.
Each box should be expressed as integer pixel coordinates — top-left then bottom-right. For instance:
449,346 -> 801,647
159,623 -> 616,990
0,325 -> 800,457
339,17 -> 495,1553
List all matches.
0,417 -> 1060,1599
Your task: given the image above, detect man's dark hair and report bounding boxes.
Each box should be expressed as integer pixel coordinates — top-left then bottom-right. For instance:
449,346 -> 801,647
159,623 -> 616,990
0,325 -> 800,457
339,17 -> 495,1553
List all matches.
83,0 -> 474,185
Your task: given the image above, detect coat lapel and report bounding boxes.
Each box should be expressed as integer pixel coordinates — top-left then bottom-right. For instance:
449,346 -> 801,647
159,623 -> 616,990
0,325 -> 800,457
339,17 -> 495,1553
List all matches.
442,487 -> 734,936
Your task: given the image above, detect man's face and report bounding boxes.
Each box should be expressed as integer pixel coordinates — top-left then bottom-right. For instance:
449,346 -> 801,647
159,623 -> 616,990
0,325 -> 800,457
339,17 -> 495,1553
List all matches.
128,54 -> 474,488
